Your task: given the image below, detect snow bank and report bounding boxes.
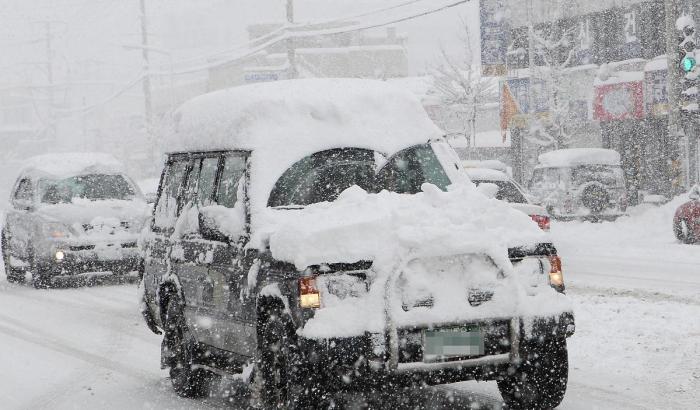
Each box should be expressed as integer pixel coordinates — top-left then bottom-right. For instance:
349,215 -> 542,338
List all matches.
21,152 -> 125,178
168,78 -> 444,220
537,148 -> 621,168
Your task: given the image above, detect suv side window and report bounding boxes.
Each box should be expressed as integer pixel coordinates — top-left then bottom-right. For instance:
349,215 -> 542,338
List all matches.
180,156 -> 221,211
14,178 -> 33,202
198,157 -> 221,206
154,159 -> 188,231
216,154 -> 247,208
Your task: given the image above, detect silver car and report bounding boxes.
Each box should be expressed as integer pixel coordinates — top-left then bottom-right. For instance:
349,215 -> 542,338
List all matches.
2,153 -> 150,288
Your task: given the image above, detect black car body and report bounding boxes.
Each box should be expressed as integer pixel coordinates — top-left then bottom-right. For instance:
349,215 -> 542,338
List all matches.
139,79 -> 575,409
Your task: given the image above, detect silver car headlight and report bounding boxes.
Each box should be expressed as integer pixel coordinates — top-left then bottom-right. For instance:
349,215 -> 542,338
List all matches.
43,222 -> 75,239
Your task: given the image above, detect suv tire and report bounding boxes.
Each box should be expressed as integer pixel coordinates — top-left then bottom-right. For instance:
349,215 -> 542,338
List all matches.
256,301 -> 315,409
674,219 -> 695,244
497,337 -> 568,410
163,296 -> 212,398
1,231 -> 25,284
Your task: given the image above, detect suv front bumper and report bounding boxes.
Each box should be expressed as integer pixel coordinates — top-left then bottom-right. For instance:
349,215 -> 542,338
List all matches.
296,312 -> 574,389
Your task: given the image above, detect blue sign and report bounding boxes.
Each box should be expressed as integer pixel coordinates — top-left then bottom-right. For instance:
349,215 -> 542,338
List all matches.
506,78 -> 549,114
480,0 -> 509,76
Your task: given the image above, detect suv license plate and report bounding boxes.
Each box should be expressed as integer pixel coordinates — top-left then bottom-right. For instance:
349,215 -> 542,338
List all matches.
423,328 -> 484,362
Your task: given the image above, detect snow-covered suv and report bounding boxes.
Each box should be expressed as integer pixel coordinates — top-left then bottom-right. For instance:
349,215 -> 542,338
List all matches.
2,153 -> 150,288
529,148 -> 628,221
139,79 -> 575,409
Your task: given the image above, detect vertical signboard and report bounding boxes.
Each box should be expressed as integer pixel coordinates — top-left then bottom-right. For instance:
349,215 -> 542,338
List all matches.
645,69 -> 668,117
480,0 -> 509,77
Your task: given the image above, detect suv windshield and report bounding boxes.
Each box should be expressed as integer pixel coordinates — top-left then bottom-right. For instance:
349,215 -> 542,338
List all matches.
39,174 -> 136,204
572,165 -> 625,188
268,148 -> 376,207
269,143 -> 453,207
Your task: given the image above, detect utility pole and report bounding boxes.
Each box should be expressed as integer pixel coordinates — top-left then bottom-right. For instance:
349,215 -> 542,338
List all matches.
287,0 -> 298,79
139,0 -> 154,165
44,21 -> 56,142
665,0 -> 686,189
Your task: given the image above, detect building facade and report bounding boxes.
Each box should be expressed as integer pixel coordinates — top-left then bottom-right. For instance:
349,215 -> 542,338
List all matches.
489,0 -> 699,200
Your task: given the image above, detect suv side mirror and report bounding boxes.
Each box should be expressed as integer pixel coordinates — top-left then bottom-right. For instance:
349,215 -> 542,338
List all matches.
198,206 -> 245,243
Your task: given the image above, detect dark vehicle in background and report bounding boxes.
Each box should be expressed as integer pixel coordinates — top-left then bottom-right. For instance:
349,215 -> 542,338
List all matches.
529,148 -> 628,221
464,166 -> 551,231
2,153 -> 150,288
139,79 -> 574,409
673,185 -> 700,244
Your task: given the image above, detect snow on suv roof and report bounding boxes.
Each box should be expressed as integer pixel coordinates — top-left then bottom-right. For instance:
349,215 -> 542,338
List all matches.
20,153 -> 125,178
464,167 -> 510,182
537,148 -> 621,168
170,78 -> 442,156
169,78 -> 444,215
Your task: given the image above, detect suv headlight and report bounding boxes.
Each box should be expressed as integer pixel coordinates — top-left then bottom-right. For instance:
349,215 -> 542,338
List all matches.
43,222 -> 74,239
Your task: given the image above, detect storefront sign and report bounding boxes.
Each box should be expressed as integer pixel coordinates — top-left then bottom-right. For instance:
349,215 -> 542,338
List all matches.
593,81 -> 644,121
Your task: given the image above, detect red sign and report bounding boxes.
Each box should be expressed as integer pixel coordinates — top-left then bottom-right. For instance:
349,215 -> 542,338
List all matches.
593,81 -> 644,121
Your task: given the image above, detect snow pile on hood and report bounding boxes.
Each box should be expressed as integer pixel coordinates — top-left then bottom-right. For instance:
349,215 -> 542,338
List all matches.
168,79 -> 444,215
21,153 -> 125,178
538,148 -> 621,168
258,183 -> 547,271
38,199 -> 150,237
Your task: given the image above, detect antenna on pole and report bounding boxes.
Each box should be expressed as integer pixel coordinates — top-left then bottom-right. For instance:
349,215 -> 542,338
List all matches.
287,0 -> 298,79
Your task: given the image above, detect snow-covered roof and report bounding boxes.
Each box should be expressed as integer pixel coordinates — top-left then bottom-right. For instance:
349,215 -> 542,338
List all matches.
168,78 -> 444,221
20,153 -> 125,178
464,167 -> 509,182
537,148 -> 621,168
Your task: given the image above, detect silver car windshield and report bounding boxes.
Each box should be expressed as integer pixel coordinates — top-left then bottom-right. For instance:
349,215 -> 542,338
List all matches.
38,174 -> 136,204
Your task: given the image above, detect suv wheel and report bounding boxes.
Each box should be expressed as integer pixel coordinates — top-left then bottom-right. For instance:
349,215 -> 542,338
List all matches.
163,296 -> 212,398
256,302 -> 314,409
497,337 -> 568,410
1,231 -> 25,284
674,219 -> 695,244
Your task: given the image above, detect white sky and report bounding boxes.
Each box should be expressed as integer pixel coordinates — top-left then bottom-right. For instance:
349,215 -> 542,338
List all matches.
0,0 -> 480,88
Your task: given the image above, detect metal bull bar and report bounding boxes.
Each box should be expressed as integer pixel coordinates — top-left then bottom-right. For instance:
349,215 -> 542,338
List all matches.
381,254 -> 520,374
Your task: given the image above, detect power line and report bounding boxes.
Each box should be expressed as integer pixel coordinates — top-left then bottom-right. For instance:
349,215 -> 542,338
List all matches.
169,0 -> 435,67
153,0 -> 471,77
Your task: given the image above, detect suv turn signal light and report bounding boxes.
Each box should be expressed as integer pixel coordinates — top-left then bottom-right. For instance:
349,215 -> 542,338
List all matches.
299,276 -> 321,309
548,255 -> 565,292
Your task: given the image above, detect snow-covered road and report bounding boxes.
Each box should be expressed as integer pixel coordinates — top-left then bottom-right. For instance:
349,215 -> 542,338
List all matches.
1,198 -> 699,409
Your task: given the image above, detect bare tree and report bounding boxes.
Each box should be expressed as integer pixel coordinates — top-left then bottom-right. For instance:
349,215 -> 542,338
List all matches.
526,24 -> 580,149
431,20 -> 492,146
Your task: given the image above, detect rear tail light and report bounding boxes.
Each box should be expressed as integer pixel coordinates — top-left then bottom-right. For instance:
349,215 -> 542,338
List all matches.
299,277 -> 321,309
531,214 -> 551,231
548,255 -> 565,292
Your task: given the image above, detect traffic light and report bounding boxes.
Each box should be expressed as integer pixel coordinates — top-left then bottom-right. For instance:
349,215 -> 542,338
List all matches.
682,55 -> 696,73
678,15 -> 697,112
